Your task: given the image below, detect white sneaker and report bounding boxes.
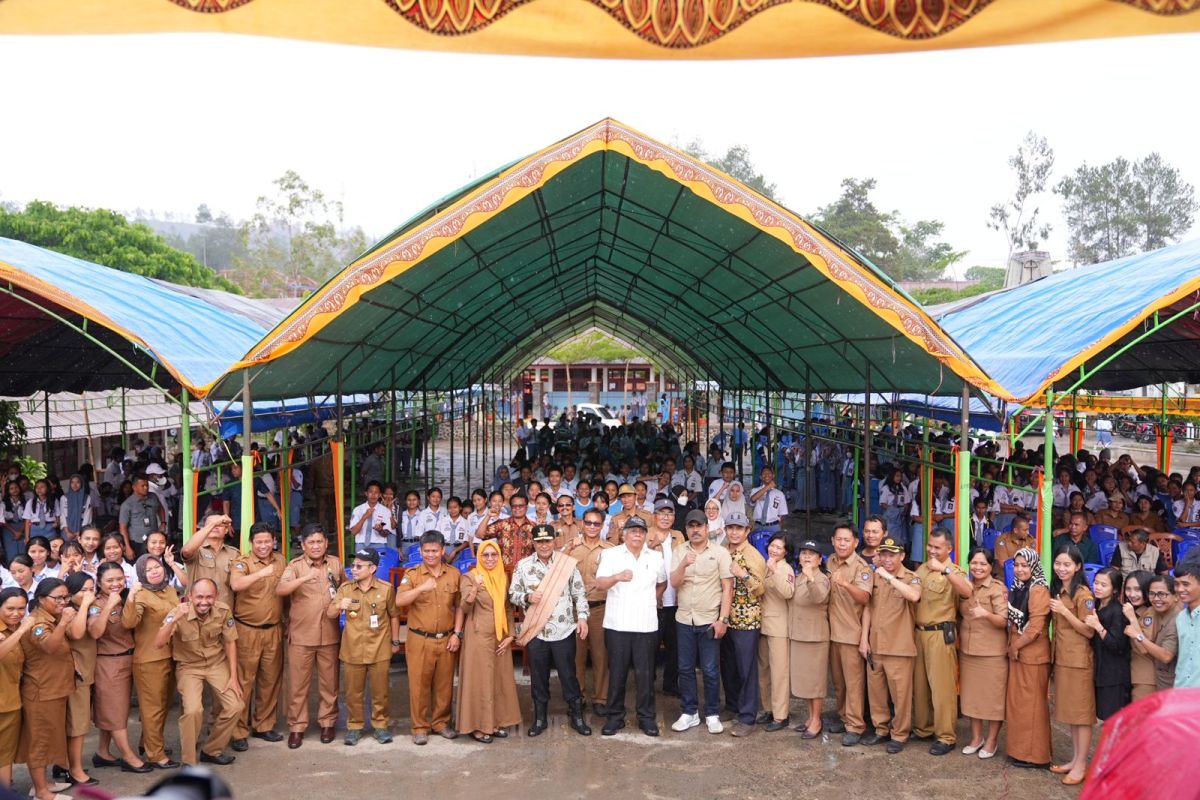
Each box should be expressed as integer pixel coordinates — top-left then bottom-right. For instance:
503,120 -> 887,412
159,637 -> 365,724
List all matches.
705,715 -> 724,734
671,713 -> 700,732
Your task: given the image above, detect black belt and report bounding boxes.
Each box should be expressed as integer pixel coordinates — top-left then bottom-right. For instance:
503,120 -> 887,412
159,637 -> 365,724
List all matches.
98,649 -> 135,657
235,618 -> 279,630
916,622 -> 954,632
588,600 -> 606,609
409,628 -> 453,640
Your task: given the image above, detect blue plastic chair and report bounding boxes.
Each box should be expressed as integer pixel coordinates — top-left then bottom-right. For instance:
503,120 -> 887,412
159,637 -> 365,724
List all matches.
981,528 -> 1002,552
1003,559 -> 1014,589
455,555 -> 478,572
404,543 -> 421,564
749,530 -> 772,561
1173,528 -> 1200,542
344,567 -> 354,580
1090,524 -> 1120,543
1097,539 -> 1119,567
1175,538 -> 1200,565
1083,563 -> 1103,589
374,546 -> 401,574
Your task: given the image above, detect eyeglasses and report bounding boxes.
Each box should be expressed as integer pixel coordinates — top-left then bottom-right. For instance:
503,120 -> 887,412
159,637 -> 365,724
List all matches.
48,594 -> 69,602
1148,591 -> 1173,599
583,520 -> 602,527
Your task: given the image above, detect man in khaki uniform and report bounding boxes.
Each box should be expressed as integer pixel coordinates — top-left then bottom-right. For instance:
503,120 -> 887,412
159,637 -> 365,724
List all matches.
154,578 -> 245,766
861,537 -> 921,754
327,548 -> 400,745
553,496 -> 584,552
396,531 -> 461,745
568,507 -> 616,715
182,512 -> 240,607
229,522 -> 287,751
825,522 -> 873,746
609,485 -> 652,543
992,515 -> 1036,578
275,522 -> 343,748
912,528 -> 973,755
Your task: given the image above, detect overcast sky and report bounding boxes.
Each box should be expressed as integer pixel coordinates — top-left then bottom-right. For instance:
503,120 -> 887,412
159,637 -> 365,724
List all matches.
2,31 -> 1198,275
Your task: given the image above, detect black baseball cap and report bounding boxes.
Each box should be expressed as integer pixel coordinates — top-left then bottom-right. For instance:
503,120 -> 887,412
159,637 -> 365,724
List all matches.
353,548 -> 379,566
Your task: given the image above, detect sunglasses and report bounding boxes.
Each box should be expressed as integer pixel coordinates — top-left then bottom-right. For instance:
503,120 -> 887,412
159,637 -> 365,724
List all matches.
583,520 -> 602,527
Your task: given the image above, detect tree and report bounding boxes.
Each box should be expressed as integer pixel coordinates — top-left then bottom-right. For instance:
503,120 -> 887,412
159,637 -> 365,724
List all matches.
238,171 -> 369,297
810,178 -> 961,281
909,266 -> 1003,305
0,402 -> 26,459
1055,153 -> 1197,264
988,132 -> 1055,259
964,265 -> 1005,290
0,200 -> 241,292
165,204 -> 248,271
682,140 -> 779,201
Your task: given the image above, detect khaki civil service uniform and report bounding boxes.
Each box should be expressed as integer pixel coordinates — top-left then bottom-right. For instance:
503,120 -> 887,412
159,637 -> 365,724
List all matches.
18,608 -> 74,771
122,585 -> 180,763
992,533 -> 1036,578
400,562 -> 461,735
0,621 -> 23,766
787,567 -> 831,700
553,518 -> 584,552
1052,586 -> 1096,725
757,561 -> 795,721
282,555 -> 343,734
568,537 -> 615,706
958,576 -> 1008,722
610,508 -> 653,543
66,605 -> 99,737
170,601 -> 245,764
231,550 -> 287,739
912,561 -> 968,745
185,542 -> 241,608
333,577 -> 398,731
1006,585 -> 1052,764
827,552 -> 873,734
866,566 -> 920,742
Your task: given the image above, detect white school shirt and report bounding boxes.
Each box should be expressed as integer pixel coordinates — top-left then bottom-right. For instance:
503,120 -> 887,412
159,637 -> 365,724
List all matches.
57,495 -> 94,530
444,515 -> 469,545
672,470 -> 704,495
597,545 -> 666,633
751,486 -> 788,525
420,507 -> 452,539
398,509 -> 427,542
350,502 -> 393,546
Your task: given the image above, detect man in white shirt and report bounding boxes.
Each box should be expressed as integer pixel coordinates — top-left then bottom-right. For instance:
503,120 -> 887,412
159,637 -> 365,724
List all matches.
749,466 -> 788,534
348,481 -> 393,548
595,516 -> 666,737
708,462 -> 738,500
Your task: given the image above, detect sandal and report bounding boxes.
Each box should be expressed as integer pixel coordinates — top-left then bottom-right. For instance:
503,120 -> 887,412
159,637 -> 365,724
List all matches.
471,732 -> 493,744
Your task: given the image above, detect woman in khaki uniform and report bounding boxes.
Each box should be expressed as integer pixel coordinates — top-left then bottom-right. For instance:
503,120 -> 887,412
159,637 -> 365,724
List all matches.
1118,571 -> 1157,701
1049,544 -> 1095,787
19,578 -> 76,800
788,539 -> 830,738
92,563 -> 150,773
61,572 -> 102,787
0,588 -> 34,790
121,555 -> 180,770
756,534 -> 794,731
958,548 -> 1008,759
454,540 -> 520,742
1005,548 -> 1051,768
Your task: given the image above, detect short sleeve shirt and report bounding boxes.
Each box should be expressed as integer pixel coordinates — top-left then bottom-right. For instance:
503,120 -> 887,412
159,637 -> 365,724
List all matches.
120,493 -> 162,543
334,578 -> 398,664
868,565 -> 921,657
281,555 -> 343,647
597,545 -> 666,633
232,551 -> 286,626
827,552 -> 873,645
673,542 -> 733,626
914,561 -> 967,626
400,563 -> 461,634
170,601 -> 237,669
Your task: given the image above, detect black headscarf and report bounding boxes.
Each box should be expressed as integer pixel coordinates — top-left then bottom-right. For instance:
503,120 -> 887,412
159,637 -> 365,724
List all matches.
1007,547 -> 1048,634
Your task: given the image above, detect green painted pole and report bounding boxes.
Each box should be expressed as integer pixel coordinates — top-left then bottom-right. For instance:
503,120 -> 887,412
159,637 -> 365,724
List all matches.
862,365 -> 871,525
1160,382 -> 1169,473
181,388 -> 194,542
240,372 -> 253,553
387,367 -> 396,485
1041,388 -> 1055,579
956,384 -> 971,568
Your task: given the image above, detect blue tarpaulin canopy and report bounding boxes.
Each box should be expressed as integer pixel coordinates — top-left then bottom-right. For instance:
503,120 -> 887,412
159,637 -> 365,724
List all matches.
835,393 -> 1007,432
212,395 -> 380,437
935,238 -> 1200,404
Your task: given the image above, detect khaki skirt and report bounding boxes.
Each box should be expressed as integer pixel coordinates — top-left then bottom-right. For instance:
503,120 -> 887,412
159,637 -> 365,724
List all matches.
960,653 -> 1007,721
67,681 -> 93,738
0,708 -> 20,765
1052,664 -> 1096,725
93,653 -> 133,731
18,697 -> 67,769
789,640 -> 830,700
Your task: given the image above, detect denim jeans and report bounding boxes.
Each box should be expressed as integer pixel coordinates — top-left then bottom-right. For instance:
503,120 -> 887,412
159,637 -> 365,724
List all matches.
677,622 -> 721,717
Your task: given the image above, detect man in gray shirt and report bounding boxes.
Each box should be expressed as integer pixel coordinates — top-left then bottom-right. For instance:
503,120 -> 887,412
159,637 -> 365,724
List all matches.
119,474 -> 164,559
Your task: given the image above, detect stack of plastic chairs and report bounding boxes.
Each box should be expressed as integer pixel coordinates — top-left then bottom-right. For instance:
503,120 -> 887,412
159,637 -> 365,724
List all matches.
454,550 -> 477,573
403,542 -> 422,568
375,547 -> 401,575
1097,539 -> 1119,567
1090,524 -> 1120,543
982,528 -> 1002,553
749,530 -> 772,560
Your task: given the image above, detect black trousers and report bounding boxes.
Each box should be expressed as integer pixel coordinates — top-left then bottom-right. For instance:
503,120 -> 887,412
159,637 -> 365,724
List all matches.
720,628 -> 761,725
657,605 -> 678,692
527,634 -> 582,706
605,629 -> 658,726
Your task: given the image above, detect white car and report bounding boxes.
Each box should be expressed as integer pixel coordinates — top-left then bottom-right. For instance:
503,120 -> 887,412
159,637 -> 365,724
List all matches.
550,402 -> 622,429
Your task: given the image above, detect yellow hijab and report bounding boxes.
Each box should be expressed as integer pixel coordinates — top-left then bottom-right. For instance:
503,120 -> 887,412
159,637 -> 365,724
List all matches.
471,540 -> 508,639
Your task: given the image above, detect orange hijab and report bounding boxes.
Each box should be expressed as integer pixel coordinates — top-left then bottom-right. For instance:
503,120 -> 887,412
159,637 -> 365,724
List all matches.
471,539 -> 508,639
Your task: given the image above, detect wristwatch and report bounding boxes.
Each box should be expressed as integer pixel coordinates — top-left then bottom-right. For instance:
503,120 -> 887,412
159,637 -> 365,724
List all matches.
720,617 -> 731,625
391,639 -> 401,647
453,630 -> 464,639
942,567 -> 952,576
1136,633 -> 1146,643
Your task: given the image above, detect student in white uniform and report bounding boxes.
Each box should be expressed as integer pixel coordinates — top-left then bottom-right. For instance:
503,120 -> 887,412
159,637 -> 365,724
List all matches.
748,466 -> 788,534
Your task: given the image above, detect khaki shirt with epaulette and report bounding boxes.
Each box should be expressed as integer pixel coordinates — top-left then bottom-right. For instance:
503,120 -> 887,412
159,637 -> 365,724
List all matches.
399,562 -> 461,635
281,555 -> 343,647
334,578 -> 398,665
171,600 -> 237,669
1052,586 -> 1095,669
122,585 -> 180,663
868,566 -> 920,657
185,543 -> 241,608
568,538 -> 615,602
553,518 -> 584,551
915,561 -> 967,627
232,551 -> 287,626
827,552 -> 873,645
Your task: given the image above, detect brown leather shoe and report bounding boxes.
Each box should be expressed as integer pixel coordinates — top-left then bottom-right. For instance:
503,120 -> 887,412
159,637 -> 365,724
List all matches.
319,727 -> 335,744
287,733 -> 303,749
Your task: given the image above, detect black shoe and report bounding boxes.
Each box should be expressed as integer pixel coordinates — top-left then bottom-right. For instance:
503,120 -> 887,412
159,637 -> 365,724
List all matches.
639,724 -> 660,737
67,776 -> 99,787
151,760 -> 181,770
492,728 -> 509,739
765,719 -> 788,732
592,703 -> 608,717
755,711 -> 773,725
886,739 -> 905,754
230,738 -> 249,752
119,760 -> 153,774
51,766 -> 69,781
601,720 -> 626,736
568,700 -> 592,736
929,741 -> 954,756
841,732 -> 861,747
251,730 -> 284,743
860,733 -> 885,746
92,754 -> 122,769
199,752 -> 235,766
527,701 -> 548,737
1008,757 -> 1049,770
826,718 -> 846,734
